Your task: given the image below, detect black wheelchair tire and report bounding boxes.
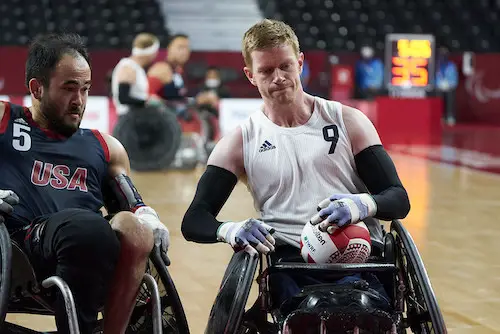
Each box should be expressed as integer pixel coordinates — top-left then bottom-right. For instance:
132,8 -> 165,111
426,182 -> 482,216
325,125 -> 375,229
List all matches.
149,247 -> 190,334
113,106 -> 182,171
0,223 -> 12,329
205,250 -> 259,334
391,220 -> 447,334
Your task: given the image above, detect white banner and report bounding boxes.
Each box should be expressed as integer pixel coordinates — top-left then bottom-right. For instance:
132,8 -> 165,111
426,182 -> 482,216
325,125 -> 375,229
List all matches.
218,98 -> 263,136
80,96 -> 110,133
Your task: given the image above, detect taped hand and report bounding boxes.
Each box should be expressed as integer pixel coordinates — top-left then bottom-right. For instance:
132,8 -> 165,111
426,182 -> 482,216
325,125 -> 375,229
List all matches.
217,218 -> 276,256
310,193 -> 377,233
135,206 -> 170,264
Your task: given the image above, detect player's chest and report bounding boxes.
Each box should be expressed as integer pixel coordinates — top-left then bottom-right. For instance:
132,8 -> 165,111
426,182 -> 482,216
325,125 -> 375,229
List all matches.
1,123 -> 103,189
249,125 -> 351,182
3,124 -> 85,161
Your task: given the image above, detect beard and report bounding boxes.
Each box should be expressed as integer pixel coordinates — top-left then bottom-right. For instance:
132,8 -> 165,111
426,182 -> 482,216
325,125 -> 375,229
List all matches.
40,95 -> 82,137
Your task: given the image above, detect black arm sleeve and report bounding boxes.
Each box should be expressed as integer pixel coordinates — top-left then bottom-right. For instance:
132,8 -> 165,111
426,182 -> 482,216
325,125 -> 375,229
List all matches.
118,83 -> 146,107
354,145 -> 410,220
181,165 -> 238,243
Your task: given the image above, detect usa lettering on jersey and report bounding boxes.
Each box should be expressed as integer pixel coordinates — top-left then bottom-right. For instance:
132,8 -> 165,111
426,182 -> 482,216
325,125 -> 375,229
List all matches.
30,160 -> 88,192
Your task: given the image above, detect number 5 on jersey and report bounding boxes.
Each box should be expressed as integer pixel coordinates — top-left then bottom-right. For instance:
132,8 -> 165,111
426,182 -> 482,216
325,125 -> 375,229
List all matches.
323,125 -> 339,154
12,123 -> 32,152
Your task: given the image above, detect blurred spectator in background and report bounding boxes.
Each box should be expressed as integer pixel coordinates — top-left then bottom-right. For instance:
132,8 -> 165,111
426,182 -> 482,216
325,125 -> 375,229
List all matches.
148,33 -> 191,102
195,66 -> 231,118
355,45 -> 384,100
435,47 -> 459,126
197,66 -> 231,98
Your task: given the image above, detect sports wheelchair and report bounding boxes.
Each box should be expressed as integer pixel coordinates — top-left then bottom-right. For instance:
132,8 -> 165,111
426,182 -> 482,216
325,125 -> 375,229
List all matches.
113,102 -> 219,172
0,222 -> 190,334
206,220 -> 447,334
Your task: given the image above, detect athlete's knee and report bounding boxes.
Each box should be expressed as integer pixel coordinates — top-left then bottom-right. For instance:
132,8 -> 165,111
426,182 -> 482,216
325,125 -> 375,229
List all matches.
111,211 -> 154,258
53,209 -> 120,275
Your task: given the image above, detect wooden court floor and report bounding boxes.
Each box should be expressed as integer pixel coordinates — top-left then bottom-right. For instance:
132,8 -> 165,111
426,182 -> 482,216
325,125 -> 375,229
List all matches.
6,152 -> 500,333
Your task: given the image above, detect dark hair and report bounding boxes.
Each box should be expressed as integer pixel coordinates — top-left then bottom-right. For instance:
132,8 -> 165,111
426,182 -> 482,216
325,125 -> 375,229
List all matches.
25,33 -> 91,88
168,33 -> 189,46
207,65 -> 219,72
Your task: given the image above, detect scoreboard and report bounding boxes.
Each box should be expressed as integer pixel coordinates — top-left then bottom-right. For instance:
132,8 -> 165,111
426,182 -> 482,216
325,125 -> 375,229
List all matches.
384,34 -> 435,97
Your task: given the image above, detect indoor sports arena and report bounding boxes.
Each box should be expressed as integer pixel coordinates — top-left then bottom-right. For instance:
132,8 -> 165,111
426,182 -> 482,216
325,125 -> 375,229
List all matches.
0,0 -> 498,333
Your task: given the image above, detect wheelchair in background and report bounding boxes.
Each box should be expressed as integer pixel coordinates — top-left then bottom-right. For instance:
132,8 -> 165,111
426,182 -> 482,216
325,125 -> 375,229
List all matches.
206,220 -> 447,334
113,102 -> 219,172
0,222 -> 190,334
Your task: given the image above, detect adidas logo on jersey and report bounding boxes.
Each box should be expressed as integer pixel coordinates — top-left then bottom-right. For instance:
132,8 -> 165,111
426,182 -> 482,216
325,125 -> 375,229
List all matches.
259,140 -> 276,152
14,118 -> 28,125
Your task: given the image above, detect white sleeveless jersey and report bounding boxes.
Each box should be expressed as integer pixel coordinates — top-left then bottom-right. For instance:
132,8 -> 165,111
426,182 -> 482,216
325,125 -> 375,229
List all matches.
241,96 -> 370,247
111,58 -> 149,116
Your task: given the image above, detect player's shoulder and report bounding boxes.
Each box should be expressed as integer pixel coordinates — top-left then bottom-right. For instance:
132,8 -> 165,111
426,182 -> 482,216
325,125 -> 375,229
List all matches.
82,129 -> 124,163
216,124 -> 243,149
0,101 -> 6,121
311,96 -> 371,133
206,125 -> 244,176
148,61 -> 172,76
339,103 -> 372,126
150,60 -> 171,69
100,132 -> 127,162
0,100 -> 25,127
310,94 -> 342,114
87,130 -> 123,151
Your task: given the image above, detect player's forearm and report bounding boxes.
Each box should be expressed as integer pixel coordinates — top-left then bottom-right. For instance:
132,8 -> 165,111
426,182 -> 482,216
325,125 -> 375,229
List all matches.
118,83 -> 146,107
371,186 -> 410,220
103,174 -> 147,214
354,144 -> 411,220
182,205 -> 223,243
181,165 -> 237,243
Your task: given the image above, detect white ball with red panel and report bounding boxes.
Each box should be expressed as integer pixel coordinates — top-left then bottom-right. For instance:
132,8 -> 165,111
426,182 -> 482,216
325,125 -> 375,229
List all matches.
300,221 -> 372,264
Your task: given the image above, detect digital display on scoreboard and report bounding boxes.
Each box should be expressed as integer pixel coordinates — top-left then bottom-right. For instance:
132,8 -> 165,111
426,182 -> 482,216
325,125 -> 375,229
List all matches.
385,34 -> 435,90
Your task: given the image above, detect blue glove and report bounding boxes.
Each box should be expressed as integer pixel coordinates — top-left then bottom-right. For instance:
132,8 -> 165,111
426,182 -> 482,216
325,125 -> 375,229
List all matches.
217,218 -> 276,256
310,193 -> 377,233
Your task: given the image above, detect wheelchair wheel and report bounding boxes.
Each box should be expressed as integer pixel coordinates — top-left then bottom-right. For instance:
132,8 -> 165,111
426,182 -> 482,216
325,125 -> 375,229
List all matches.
391,220 -> 447,333
0,223 -> 12,328
205,250 -> 259,334
93,246 -> 189,334
113,105 -> 182,171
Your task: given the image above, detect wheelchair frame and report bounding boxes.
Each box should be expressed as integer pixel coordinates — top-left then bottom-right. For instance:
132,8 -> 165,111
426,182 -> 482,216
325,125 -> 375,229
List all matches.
0,224 -> 190,334
206,220 -> 447,334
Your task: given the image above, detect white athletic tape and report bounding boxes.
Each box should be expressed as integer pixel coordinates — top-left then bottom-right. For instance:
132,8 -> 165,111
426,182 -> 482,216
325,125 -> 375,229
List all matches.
317,197 -> 331,210
343,198 -> 360,223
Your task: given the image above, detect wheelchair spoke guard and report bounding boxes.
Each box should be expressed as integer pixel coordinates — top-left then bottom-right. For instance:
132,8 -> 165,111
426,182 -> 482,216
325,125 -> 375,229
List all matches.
206,250 -> 259,334
391,220 -> 447,333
